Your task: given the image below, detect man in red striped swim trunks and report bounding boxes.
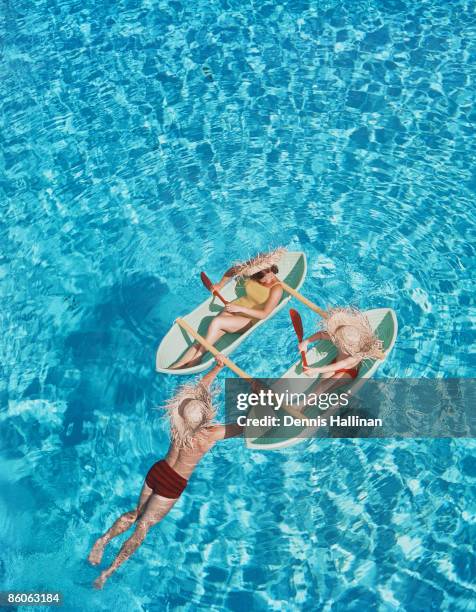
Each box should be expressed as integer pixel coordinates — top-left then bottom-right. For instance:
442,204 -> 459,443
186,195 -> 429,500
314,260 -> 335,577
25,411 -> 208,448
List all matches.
88,355 -> 242,589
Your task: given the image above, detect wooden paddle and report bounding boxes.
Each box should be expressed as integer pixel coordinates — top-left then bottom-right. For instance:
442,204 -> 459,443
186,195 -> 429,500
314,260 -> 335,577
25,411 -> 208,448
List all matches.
289,309 -> 308,368
279,281 -> 327,318
175,318 -> 309,421
200,271 -> 228,305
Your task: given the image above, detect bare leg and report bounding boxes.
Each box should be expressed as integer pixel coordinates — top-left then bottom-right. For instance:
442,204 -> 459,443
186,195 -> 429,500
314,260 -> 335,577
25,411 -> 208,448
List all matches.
296,371 -> 351,413
93,494 -> 177,589
313,371 -> 351,394
293,372 -> 354,438
169,341 -> 205,369
170,313 -> 253,369
88,482 -> 153,566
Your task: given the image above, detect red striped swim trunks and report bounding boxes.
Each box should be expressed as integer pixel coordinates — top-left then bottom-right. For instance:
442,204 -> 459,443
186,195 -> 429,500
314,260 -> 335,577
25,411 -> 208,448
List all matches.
145,460 -> 188,499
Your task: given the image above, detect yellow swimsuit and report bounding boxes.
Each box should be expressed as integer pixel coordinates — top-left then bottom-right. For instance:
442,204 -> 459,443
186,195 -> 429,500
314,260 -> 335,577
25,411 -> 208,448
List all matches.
232,280 -> 281,322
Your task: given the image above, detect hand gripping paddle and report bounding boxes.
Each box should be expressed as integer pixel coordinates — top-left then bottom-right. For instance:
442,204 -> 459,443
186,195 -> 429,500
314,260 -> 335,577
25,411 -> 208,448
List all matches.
200,271 -> 228,305
289,308 -> 308,368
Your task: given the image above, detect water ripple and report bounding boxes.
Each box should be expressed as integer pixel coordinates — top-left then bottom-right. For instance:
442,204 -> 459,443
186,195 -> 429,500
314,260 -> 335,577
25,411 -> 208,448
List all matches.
1,0 -> 475,608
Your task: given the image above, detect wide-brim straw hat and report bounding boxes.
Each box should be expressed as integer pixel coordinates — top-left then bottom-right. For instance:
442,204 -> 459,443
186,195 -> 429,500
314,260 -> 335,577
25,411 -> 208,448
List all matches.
233,247 -> 287,278
164,382 -> 216,448
322,307 -> 385,360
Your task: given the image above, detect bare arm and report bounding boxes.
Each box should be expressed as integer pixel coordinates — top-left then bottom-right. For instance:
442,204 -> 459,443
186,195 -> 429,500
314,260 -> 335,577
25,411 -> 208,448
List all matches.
209,422 -> 244,440
213,266 -> 239,291
306,331 -> 329,343
201,359 -> 225,388
298,331 -> 329,352
226,285 -> 283,320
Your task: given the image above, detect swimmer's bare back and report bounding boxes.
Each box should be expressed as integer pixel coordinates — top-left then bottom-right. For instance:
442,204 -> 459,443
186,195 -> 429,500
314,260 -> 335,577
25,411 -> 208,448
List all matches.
164,422 -> 242,479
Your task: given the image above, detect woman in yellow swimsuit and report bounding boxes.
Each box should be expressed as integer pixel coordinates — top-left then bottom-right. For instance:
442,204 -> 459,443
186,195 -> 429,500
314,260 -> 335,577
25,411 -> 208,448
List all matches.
171,251 -> 284,369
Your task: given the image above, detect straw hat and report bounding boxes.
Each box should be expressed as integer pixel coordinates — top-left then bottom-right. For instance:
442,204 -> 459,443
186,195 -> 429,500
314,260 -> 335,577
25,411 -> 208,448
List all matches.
164,382 -> 216,448
233,247 -> 287,278
322,307 -> 385,360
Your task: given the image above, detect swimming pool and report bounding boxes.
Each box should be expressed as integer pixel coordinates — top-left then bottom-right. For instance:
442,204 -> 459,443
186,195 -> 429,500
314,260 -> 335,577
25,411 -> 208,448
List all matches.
1,0 -> 475,609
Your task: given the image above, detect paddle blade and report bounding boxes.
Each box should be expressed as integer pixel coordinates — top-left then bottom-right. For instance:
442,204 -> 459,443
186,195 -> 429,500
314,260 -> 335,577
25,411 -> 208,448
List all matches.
289,308 -> 304,342
290,309 -> 308,368
200,271 -> 213,292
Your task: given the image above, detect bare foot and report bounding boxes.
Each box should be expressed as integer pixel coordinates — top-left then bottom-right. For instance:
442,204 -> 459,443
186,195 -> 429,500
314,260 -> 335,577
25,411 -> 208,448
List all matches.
88,538 -> 106,566
169,361 -> 190,370
93,573 -> 108,590
180,355 -> 204,368
169,345 -> 204,369
170,353 -> 204,370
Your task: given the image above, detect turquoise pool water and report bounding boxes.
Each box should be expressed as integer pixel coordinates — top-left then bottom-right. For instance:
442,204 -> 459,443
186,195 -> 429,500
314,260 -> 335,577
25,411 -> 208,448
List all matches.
1,0 -> 475,609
